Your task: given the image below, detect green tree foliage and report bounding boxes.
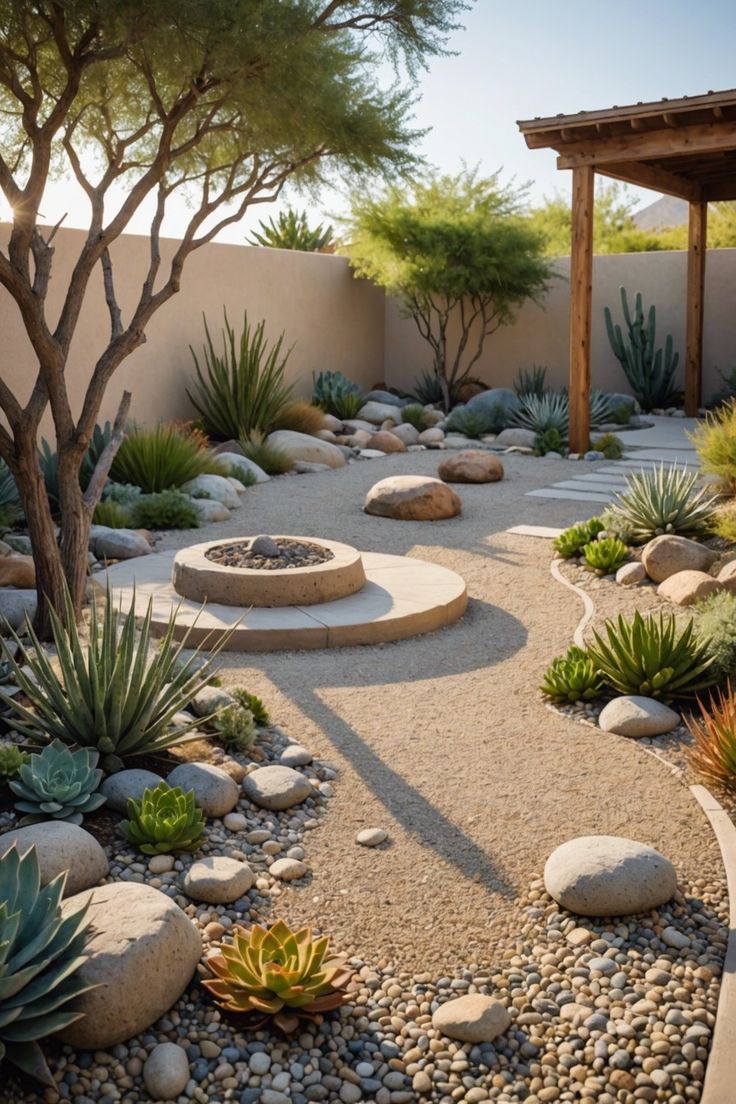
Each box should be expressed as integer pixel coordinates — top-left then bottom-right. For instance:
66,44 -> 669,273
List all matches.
345,168 -> 551,408
0,0 -> 465,635
248,208 -> 334,251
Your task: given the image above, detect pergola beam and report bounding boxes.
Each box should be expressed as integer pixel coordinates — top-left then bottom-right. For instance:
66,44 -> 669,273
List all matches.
568,166 -> 594,454
592,160 -> 702,202
551,121 -> 736,166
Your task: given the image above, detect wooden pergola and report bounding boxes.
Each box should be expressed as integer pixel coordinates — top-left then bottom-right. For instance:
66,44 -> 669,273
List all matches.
518,89 -> 736,451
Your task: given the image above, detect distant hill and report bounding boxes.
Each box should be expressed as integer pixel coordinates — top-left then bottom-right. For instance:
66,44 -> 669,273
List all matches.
633,195 -> 688,230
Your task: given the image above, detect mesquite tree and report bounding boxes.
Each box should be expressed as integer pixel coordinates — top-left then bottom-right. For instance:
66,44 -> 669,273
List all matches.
0,0 -> 464,636
346,168 -> 552,409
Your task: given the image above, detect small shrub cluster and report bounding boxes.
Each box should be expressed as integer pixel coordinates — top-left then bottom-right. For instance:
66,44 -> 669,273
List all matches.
312,370 -> 363,421
400,403 -> 428,431
690,399 -> 736,492
693,590 -> 736,678
591,432 -> 624,460
240,432 -> 294,475
133,489 -> 200,530
552,517 -> 605,559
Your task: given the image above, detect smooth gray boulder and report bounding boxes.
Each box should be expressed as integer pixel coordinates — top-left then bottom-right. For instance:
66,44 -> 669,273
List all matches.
265,430 -> 345,469
357,401 -> 402,425
166,762 -> 240,817
598,696 -> 680,738
243,765 -> 313,811
466,388 -> 521,421
214,451 -> 270,484
90,527 -> 152,561
100,768 -> 164,813
544,835 -> 677,917
0,589 -> 37,630
363,390 -> 405,407
0,822 -> 108,896
182,473 -> 240,509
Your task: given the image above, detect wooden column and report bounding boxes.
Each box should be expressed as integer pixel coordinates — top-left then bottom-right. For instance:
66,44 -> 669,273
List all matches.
569,165 -> 595,453
685,198 -> 707,416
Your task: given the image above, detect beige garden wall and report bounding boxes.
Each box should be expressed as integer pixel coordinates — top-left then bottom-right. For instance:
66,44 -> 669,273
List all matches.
384,248 -> 736,404
0,226 -> 385,436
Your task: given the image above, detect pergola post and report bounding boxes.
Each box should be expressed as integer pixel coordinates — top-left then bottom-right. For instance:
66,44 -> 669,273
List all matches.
569,165 -> 594,454
685,198 -> 707,416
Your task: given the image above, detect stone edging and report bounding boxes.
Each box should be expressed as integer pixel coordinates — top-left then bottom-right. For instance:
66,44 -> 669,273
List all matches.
688,784 -> 736,1104
549,556 -> 595,647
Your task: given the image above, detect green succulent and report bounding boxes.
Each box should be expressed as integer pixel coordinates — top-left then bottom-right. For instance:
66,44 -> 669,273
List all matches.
9,740 -> 105,825
540,645 -> 604,703
232,689 -> 270,727
400,403 -> 428,431
312,370 -> 363,420
445,405 -> 504,439
212,703 -> 257,752
588,610 -> 718,702
0,584 -> 230,762
535,426 -> 566,455
591,432 -> 624,460
202,919 -> 352,1033
552,517 -> 605,559
514,365 -> 548,398
0,745 -> 28,784
512,389 -> 615,436
606,463 -> 718,544
581,537 -> 628,574
0,844 -> 95,1086
121,782 -> 206,855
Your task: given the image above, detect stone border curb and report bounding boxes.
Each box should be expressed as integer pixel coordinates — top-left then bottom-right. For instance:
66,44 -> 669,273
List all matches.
549,556 -> 595,648
688,784 -> 736,1104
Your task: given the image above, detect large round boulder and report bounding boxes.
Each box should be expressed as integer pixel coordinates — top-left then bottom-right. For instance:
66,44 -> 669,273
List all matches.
58,882 -> 201,1047
265,430 -> 346,469
598,696 -> 680,738
438,451 -> 504,484
544,835 -> 677,917
641,534 -> 717,583
243,765 -> 313,811
0,822 -> 108,897
465,388 -> 520,421
166,762 -> 240,818
657,569 -> 721,606
364,475 -> 461,521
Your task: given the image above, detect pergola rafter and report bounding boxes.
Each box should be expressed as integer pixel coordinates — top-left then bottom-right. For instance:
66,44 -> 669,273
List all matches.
518,88 -> 736,450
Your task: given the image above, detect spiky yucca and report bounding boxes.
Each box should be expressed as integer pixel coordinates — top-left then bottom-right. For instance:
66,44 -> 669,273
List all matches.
605,463 -> 718,544
202,919 -> 352,1033
0,845 -> 94,1086
540,645 -> 604,703
121,782 -> 205,855
686,684 -> 736,789
588,611 -> 717,702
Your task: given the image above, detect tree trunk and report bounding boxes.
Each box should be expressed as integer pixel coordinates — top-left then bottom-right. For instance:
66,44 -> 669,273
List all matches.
12,436 -> 65,639
58,446 -> 92,623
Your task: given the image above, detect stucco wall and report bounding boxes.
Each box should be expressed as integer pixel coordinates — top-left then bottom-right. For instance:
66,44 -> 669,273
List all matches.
383,249 -> 736,404
0,226 -> 385,435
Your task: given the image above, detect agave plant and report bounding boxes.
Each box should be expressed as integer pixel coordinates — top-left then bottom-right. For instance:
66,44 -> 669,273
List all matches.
188,311 -> 294,441
10,740 -> 105,825
552,518 -> 605,559
588,611 -> 718,702
512,392 -> 568,435
605,463 -> 718,544
121,782 -> 206,855
248,208 -> 334,252
581,537 -> 628,574
0,584 -> 230,763
0,845 -> 94,1085
202,919 -> 352,1032
540,645 -> 604,703
686,683 -> 736,789
514,365 -> 547,399
312,370 -> 364,421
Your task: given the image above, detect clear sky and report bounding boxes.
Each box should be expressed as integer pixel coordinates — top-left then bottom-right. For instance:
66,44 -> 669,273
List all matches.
24,0 -> 736,242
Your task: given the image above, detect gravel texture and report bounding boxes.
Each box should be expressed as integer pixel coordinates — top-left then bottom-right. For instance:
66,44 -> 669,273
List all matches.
206,538 -> 334,571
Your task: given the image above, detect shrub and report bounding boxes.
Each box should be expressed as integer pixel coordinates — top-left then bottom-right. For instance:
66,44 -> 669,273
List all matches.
102,481 -> 143,506
93,498 -> 134,528
686,683 -> 736,789
202,918 -> 352,1033
232,689 -> 270,727
581,537 -> 628,574
400,403 -> 428,431
121,782 -> 205,855
132,489 -> 200,530
271,401 -> 327,436
240,432 -> 294,475
609,403 -> 633,426
535,426 -> 565,456
588,610 -> 717,701
591,432 -> 624,460
689,400 -> 736,492
0,846 -> 93,1085
312,370 -> 364,421
713,504 -> 736,543
693,590 -> 736,677
540,645 -> 604,703
211,702 -> 257,752
0,744 -> 28,783
552,517 -> 605,559
445,405 -> 502,439
514,365 -> 547,398
605,463 -> 718,543
188,311 -> 294,440
110,422 -> 225,493
10,739 -> 105,825
0,584 -> 229,763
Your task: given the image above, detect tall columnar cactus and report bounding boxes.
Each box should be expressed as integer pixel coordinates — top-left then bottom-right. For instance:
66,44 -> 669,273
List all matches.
604,287 -> 681,411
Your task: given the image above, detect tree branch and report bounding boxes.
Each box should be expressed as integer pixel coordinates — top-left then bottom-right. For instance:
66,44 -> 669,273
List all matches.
82,389 -> 131,509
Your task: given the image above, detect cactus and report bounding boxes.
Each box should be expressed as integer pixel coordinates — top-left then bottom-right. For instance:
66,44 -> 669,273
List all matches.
9,740 -> 105,825
604,287 -> 681,411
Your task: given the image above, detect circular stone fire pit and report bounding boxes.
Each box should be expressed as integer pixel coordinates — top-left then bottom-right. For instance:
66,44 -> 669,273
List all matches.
173,536 -> 366,608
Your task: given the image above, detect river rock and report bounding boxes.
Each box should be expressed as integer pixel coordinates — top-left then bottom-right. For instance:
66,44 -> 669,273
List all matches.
438,450 -> 504,483
321,413 -> 344,433
418,427 -> 445,445
279,744 -> 313,767
0,822 -> 108,896
265,430 -> 346,469
0,554 -> 35,588
243,765 -> 313,810
269,857 -> 308,881
182,856 -> 255,902
0,589 -> 37,630
616,561 -> 647,586
191,498 -> 230,523
214,452 -> 270,483
358,401 -> 401,424
367,431 -> 406,454
494,427 -> 536,449
191,685 -> 235,716
58,883 -> 200,1048
143,1042 -> 190,1100
641,534 -> 717,583
599,696 -> 680,737
100,768 -> 164,813
390,423 -> 420,446
356,828 -> 388,847
182,474 -> 240,509
432,995 -> 511,1043
657,569 -> 721,606
544,835 -> 677,917
364,475 -> 461,521
166,762 -> 239,817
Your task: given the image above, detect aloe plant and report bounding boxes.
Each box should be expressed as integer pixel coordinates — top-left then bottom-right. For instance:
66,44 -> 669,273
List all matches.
588,611 -> 718,702
606,463 -> 718,543
540,645 -> 604,703
552,518 -> 605,559
9,740 -> 105,825
581,537 -> 628,574
202,919 -> 352,1032
0,845 -> 95,1086
0,585 -> 229,763
121,782 -> 206,854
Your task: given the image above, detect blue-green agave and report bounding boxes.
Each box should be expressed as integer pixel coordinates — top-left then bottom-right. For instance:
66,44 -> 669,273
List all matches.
9,740 -> 105,825
0,844 -> 95,1086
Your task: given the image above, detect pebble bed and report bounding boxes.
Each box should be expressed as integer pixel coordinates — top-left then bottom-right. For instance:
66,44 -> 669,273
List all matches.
205,540 -> 334,571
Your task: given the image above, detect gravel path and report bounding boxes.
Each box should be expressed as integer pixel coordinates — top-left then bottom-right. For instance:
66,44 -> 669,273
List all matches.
158,453 -> 726,973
